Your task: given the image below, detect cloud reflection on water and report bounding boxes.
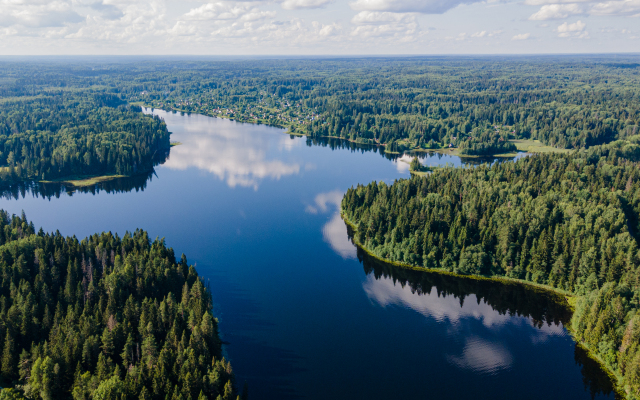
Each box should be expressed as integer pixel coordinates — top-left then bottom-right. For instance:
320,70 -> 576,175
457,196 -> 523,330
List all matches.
166,136 -> 300,189
363,273 -> 568,338
305,190 -> 357,259
363,274 -> 511,328
363,272 -> 569,374
322,213 -> 357,259
394,154 -> 413,173
447,336 -> 513,374
151,110 -> 302,189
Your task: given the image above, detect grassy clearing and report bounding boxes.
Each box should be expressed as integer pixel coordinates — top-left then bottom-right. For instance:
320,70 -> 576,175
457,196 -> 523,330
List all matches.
510,139 -> 572,154
410,170 -> 430,177
41,174 -> 127,188
413,148 -> 517,158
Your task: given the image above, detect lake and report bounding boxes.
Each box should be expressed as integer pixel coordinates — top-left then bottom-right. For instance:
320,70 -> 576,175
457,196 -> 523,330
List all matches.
0,109 -> 617,400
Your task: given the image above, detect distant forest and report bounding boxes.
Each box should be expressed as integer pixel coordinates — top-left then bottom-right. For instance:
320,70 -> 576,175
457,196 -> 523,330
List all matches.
124,57 -> 637,153
0,211 -> 238,399
0,87 -> 170,187
1,57 -> 639,170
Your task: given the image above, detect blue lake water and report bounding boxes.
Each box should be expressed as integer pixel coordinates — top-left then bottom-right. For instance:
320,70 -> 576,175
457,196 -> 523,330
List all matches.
0,110 -> 616,400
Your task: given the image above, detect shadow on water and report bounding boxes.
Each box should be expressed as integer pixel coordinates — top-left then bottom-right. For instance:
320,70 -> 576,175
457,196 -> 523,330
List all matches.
0,169 -> 157,200
305,136 -> 401,161
304,136 -> 526,166
351,236 -> 619,399
0,149 -> 170,200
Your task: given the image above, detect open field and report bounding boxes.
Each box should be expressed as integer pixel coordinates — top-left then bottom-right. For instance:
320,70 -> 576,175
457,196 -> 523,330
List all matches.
510,139 -> 573,154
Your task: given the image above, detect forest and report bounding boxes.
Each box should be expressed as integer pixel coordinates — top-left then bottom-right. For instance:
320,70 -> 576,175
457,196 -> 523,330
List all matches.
0,93 -> 170,187
119,57 -> 640,153
0,211 -> 239,400
1,57 -> 639,165
342,135 -> 640,397
1,56 -> 640,398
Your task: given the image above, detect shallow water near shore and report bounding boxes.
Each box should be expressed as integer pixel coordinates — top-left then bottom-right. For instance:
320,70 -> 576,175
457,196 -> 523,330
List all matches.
0,109 -> 617,400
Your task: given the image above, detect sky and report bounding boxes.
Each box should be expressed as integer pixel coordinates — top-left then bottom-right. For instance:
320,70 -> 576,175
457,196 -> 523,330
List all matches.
0,0 -> 638,55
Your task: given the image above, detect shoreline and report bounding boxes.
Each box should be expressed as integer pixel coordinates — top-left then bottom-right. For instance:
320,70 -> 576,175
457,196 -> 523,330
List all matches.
139,104 -> 570,159
341,211 -> 626,399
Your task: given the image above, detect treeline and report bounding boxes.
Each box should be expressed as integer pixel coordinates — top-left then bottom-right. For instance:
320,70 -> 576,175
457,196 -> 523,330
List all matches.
342,136 -> 640,397
115,57 -> 640,153
2,57 -> 638,159
0,170 -> 157,202
458,131 -> 517,156
0,211 -> 239,400
0,93 -> 170,185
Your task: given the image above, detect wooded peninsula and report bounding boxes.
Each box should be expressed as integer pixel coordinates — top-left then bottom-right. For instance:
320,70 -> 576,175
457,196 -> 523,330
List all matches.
1,56 -> 640,399
0,211 -> 238,400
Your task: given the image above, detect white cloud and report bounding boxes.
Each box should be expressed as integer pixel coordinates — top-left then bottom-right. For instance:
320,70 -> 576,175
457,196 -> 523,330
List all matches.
528,3 -> 585,20
590,0 -> 640,16
350,11 -> 418,40
0,27 -> 18,36
88,2 -> 123,20
512,32 -> 531,40
0,0 -> 638,54
64,0 -> 169,42
351,10 -> 412,24
557,19 -> 586,31
527,0 -> 640,20
0,1 -> 83,28
317,22 -> 341,36
557,19 -> 588,37
524,0 -> 591,5
350,0 -> 483,14
183,3 -> 274,21
281,0 -> 334,10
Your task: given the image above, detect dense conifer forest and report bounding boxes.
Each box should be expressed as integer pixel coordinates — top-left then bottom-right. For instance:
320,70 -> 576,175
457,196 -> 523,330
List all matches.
1,57 -> 639,163
126,57 -> 638,153
342,136 -> 640,397
0,211 -> 237,400
1,56 -> 640,398
0,93 -> 170,186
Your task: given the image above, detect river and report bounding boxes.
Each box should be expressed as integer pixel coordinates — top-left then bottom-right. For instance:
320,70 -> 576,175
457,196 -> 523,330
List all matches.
0,109 -> 617,400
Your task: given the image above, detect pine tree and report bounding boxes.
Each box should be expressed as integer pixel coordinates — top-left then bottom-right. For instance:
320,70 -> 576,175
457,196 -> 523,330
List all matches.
2,333 -> 16,380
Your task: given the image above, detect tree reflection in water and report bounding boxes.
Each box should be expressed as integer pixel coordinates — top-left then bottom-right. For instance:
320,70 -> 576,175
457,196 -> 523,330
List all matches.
350,228 -> 619,399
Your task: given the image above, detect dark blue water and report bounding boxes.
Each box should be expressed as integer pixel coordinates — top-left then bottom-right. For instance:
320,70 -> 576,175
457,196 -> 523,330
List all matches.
0,110 -> 616,400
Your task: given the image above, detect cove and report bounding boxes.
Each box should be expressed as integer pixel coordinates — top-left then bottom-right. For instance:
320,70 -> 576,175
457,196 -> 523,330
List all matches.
0,109 -> 617,400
